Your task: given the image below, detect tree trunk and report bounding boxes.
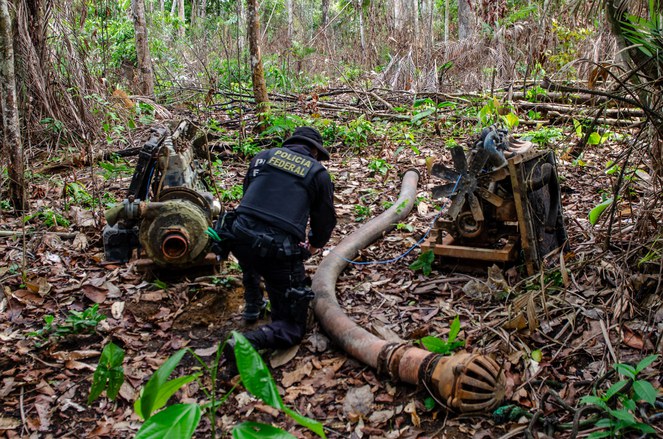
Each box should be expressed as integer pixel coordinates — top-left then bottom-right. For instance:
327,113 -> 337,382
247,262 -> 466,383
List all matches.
132,0 -> 154,97
170,0 -> 176,16
247,0 -> 269,131
358,0 -> 365,52
321,0 -> 328,27
0,0 -> 27,211
458,0 -> 474,40
178,0 -> 185,37
160,0 -> 164,13
286,0 -> 293,42
444,0 -> 449,43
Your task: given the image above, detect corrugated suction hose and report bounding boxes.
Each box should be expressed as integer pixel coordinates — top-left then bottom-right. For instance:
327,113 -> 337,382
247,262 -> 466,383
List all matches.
312,169 -> 505,412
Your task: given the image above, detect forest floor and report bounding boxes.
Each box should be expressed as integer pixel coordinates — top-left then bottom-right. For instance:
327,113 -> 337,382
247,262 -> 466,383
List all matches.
0,96 -> 662,438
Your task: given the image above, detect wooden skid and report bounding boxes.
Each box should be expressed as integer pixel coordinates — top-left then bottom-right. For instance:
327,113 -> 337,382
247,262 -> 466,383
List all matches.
421,235 -> 518,263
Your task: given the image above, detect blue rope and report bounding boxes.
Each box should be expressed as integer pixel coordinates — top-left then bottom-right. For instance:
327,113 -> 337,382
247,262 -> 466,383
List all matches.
328,175 -> 461,266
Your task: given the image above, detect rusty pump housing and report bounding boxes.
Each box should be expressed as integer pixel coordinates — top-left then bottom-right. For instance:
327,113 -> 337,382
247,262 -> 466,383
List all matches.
103,121 -> 221,269
423,127 -> 567,275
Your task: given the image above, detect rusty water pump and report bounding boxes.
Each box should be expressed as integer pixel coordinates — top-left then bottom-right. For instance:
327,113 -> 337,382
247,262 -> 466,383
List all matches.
103,121 -> 221,269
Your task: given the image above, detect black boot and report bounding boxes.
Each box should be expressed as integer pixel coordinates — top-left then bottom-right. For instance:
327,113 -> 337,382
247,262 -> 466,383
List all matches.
242,298 -> 268,323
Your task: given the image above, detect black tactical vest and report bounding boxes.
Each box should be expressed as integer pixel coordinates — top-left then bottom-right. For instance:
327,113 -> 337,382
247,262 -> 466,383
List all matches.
237,148 -> 324,241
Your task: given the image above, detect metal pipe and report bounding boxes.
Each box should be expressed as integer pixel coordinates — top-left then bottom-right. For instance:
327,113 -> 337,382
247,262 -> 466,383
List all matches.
312,169 -> 505,412
161,230 -> 189,260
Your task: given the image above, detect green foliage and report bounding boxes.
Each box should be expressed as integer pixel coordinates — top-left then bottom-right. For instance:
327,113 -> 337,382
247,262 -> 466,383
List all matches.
40,117 -> 66,134
589,197 -> 614,226
133,333 -> 326,439
89,342 -> 125,404
527,110 -> 542,120
579,355 -> 660,438
367,158 -> 392,175
409,250 -> 435,276
135,349 -> 199,421
419,316 -> 465,355
395,222 -> 414,232
24,209 -> 70,228
221,184 -> 244,202
525,85 -> 548,102
519,127 -> 563,146
233,332 -> 326,437
1,199 -> 13,210
573,120 -> 610,145
98,159 -> 133,180
29,304 -> 106,340
353,205 -> 371,222
152,279 -> 168,290
64,182 -> 116,209
261,113 -> 307,142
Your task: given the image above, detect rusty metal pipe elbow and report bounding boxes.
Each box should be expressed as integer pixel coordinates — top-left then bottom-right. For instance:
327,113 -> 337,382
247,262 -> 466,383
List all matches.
312,169 -> 505,412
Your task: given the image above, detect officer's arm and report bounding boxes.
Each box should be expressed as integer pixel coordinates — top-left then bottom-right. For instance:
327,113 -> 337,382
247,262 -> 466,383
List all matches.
308,170 -> 336,249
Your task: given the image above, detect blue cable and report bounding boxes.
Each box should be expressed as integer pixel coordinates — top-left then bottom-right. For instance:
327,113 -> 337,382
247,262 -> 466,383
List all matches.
328,175 -> 461,266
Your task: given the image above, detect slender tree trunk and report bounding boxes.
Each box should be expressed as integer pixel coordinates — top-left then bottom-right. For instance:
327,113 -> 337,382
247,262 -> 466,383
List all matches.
178,0 -> 185,37
132,0 -> 154,97
200,0 -> 207,20
358,0 -> 365,52
286,0 -> 293,42
160,0 -> 164,13
170,0 -> 176,16
458,0 -> 474,40
247,0 -> 269,131
0,0 -> 27,211
444,0 -> 449,43
321,0 -> 329,27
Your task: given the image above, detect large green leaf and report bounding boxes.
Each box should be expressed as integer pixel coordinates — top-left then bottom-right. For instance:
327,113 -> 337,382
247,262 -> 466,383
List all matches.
635,354 -> 659,374
411,108 -> 435,123
588,198 -> 614,226
134,403 -> 201,439
283,407 -> 326,438
633,379 -> 658,405
136,349 -> 188,420
232,422 -> 296,439
233,332 -> 283,410
604,380 -> 629,401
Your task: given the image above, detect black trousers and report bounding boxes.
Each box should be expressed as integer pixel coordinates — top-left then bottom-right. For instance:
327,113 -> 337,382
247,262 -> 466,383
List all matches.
231,240 -> 308,350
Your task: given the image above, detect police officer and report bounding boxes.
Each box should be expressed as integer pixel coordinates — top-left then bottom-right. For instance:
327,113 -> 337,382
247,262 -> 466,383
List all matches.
229,126 -> 336,352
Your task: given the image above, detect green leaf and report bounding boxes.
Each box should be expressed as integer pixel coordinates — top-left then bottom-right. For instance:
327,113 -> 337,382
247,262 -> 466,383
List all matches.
607,408 -> 636,423
633,380 -> 658,405
448,316 -> 461,343
531,350 -> 543,363
501,112 -> 520,130
135,404 -> 201,439
588,197 -> 614,226
283,406 -> 326,438
411,108 -> 435,123
424,397 -> 436,410
420,336 -> 451,355
137,349 -> 188,420
594,418 -> 616,428
232,422 -> 296,439
144,374 -> 199,420
587,431 -> 614,439
88,367 -> 109,404
88,342 -> 125,404
613,363 -> 636,379
635,354 -> 659,374
107,368 -> 124,400
604,380 -> 629,401
587,132 -> 602,145
632,422 -> 656,434
233,332 -> 283,410
579,395 -> 608,409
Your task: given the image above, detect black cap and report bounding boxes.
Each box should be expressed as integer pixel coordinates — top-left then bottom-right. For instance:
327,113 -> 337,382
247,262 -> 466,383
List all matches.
282,127 -> 330,161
